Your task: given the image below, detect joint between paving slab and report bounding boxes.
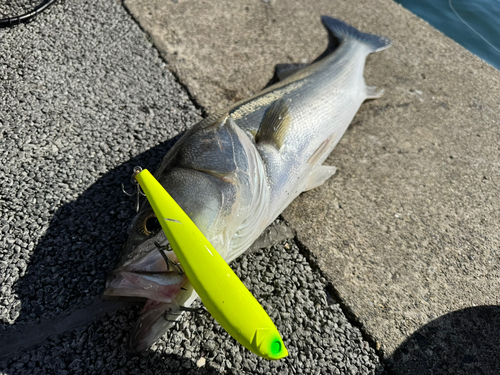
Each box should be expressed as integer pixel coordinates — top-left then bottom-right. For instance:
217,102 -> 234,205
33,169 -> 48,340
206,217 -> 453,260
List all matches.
119,0 -> 208,118
288,219 -> 392,373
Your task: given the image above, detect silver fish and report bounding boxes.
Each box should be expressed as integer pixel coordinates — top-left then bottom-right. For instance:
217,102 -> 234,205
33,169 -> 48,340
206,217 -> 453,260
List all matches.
104,16 -> 390,352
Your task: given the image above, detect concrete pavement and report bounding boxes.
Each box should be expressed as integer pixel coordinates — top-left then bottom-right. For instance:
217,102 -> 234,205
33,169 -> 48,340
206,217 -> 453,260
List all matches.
123,0 -> 500,373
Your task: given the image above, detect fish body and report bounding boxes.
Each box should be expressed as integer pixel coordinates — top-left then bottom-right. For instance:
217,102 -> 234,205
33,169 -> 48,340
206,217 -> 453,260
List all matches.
104,16 -> 391,352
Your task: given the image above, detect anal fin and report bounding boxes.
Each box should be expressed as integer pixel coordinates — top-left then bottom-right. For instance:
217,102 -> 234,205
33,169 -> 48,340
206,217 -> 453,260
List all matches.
366,86 -> 384,99
304,165 -> 337,191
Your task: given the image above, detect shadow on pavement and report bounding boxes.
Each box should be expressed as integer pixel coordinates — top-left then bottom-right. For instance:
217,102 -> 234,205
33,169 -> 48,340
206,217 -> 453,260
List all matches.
0,132 -> 225,373
388,305 -> 500,375
2,323 -> 223,375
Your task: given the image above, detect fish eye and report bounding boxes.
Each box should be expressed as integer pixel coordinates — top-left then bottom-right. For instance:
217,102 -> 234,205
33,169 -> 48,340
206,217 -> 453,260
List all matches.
140,213 -> 162,236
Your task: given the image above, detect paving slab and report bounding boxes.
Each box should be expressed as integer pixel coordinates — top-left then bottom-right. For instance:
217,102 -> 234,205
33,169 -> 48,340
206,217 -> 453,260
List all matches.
0,0 -> 383,373
124,0 -> 500,373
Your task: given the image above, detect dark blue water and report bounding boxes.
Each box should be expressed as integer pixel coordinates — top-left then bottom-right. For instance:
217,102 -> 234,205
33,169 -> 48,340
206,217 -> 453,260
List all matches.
394,0 -> 500,70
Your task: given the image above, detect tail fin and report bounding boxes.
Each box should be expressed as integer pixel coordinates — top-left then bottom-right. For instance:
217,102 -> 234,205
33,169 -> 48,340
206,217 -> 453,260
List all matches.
321,16 -> 391,53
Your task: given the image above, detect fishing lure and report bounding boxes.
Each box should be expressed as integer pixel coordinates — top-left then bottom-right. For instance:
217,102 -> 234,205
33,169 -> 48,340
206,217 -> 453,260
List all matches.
134,168 -> 288,360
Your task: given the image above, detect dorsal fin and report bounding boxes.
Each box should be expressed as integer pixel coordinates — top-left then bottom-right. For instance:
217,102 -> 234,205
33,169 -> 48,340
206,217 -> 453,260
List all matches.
211,113 -> 231,128
255,99 -> 291,150
274,63 -> 309,81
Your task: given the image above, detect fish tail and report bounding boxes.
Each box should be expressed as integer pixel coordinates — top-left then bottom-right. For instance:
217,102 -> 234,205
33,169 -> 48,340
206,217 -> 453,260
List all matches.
321,16 -> 391,53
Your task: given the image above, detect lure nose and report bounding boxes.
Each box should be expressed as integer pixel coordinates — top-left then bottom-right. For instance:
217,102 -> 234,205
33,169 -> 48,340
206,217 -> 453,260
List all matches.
268,336 -> 288,360
253,328 -> 288,360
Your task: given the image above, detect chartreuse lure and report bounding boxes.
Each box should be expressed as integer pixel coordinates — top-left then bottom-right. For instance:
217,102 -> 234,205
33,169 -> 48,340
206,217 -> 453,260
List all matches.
134,169 -> 288,360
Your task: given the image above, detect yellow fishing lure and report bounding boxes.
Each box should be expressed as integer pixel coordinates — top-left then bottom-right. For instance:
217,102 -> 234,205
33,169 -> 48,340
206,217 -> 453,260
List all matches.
134,169 -> 288,360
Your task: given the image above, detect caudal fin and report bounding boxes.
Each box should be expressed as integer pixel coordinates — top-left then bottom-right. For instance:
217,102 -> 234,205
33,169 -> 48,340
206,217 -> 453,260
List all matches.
321,16 -> 391,53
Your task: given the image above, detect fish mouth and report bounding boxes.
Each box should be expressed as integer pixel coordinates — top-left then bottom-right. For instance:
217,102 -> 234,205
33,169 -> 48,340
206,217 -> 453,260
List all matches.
104,247 -> 186,302
104,268 -> 187,352
103,247 -> 193,352
128,299 -> 178,352
104,270 -> 185,302
126,283 -> 197,353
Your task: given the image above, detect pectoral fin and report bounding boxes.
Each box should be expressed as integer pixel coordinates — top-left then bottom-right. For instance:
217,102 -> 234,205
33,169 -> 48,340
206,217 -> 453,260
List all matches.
307,134 -> 336,166
256,99 -> 291,150
304,165 -> 337,191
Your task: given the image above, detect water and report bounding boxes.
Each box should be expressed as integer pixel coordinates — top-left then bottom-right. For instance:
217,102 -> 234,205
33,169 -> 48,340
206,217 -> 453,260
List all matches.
394,0 -> 500,70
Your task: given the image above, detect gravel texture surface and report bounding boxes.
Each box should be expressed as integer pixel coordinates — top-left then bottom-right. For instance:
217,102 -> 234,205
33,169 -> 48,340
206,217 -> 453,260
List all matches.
0,0 -> 200,326
1,237 -> 385,374
0,0 -> 384,373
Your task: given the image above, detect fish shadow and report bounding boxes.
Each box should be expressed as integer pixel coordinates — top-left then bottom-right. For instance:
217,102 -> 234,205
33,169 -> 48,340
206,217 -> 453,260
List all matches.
2,320 -> 223,375
388,305 -> 500,374
0,132 -> 223,373
3,134 -> 184,328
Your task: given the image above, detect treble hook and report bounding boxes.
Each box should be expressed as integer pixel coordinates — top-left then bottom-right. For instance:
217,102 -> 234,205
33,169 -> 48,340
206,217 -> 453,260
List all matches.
179,306 -> 206,314
162,306 -> 206,322
155,241 -> 184,276
121,166 -> 146,212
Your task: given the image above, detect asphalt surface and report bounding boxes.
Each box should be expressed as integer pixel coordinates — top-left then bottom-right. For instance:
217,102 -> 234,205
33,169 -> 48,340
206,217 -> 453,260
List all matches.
0,0 -> 384,373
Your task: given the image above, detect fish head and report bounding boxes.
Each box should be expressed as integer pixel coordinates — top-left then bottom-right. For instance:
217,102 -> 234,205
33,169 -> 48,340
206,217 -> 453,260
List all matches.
104,115 -> 270,352
104,171 -> 251,351
104,202 -> 191,352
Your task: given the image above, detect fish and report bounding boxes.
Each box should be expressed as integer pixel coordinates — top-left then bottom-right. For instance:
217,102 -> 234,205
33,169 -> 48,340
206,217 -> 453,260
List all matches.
104,16 -> 391,352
